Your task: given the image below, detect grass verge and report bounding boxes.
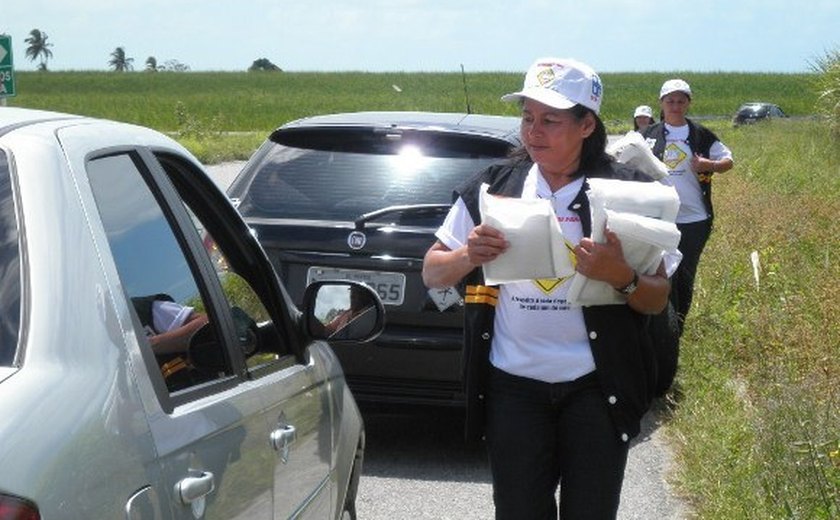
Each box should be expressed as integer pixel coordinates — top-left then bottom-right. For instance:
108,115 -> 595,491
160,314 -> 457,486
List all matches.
668,119 -> 839,518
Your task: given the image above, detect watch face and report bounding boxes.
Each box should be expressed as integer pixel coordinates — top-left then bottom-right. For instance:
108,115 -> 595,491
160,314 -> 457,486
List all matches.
619,273 -> 639,295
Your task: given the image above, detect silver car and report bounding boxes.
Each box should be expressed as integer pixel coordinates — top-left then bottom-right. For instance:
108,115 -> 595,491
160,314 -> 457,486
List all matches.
0,107 -> 383,519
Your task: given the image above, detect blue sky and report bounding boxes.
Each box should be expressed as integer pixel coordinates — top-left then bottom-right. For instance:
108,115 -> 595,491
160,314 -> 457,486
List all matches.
3,0 -> 838,73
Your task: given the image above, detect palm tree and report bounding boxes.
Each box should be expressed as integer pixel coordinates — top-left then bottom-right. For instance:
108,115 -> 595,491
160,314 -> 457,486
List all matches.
145,56 -> 158,72
108,47 -> 134,72
24,29 -> 54,71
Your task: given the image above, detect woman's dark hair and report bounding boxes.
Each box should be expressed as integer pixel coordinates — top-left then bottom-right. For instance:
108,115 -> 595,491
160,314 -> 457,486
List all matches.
572,104 -> 610,172
508,103 -> 611,175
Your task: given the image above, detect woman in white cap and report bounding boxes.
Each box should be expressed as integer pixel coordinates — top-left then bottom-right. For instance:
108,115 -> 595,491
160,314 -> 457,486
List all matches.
633,104 -> 655,132
642,79 -> 734,334
423,57 -> 671,519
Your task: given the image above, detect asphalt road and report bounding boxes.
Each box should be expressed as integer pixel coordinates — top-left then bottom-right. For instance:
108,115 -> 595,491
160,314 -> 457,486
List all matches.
207,161 -> 691,519
355,400 -> 689,520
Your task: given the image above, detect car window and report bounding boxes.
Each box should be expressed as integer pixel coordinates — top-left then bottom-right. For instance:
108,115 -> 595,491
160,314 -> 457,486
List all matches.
179,211 -> 281,371
88,152 -> 296,396
154,153 -> 295,372
239,133 -> 510,221
0,149 -> 20,367
87,153 -> 233,393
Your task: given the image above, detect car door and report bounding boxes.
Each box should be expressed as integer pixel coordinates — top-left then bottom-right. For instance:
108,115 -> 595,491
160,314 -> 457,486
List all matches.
61,125 -> 333,518
153,154 -> 335,520
155,154 -> 336,519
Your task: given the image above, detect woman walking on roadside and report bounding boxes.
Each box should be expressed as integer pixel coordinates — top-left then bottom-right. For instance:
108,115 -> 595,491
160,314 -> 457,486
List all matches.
632,104 -> 655,133
643,79 -> 733,333
423,57 -> 672,519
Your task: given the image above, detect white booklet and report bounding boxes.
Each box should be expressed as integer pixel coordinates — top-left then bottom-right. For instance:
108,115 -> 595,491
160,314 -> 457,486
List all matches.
567,178 -> 681,306
606,131 -> 670,180
478,183 -> 576,285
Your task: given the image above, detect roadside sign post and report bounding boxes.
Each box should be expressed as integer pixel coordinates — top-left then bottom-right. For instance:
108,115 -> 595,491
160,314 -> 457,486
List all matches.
0,35 -> 16,105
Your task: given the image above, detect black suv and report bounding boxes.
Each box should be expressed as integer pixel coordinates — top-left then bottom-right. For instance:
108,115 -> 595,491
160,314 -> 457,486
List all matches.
228,112 -> 521,406
733,102 -> 787,126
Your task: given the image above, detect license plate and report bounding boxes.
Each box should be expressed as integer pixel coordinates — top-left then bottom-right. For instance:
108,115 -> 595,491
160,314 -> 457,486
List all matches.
307,267 -> 406,305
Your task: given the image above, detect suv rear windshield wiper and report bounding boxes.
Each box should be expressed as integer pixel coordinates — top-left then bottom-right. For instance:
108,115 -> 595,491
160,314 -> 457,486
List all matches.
354,204 -> 452,230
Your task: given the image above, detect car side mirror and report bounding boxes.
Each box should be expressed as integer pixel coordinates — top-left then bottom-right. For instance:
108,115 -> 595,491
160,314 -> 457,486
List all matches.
301,281 -> 385,343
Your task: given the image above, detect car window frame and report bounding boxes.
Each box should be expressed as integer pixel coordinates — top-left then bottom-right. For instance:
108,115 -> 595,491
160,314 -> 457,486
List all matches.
146,150 -> 311,383
86,146 -> 309,410
86,147 -> 250,408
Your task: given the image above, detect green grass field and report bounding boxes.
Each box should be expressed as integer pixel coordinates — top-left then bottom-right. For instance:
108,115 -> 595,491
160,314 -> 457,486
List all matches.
8,70 -> 819,164
4,70 -> 838,518
10,70 -> 817,130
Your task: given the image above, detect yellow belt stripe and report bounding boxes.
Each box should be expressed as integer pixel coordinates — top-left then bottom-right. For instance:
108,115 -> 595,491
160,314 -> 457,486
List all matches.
161,357 -> 189,379
466,295 -> 498,305
466,285 -> 498,306
466,285 -> 499,296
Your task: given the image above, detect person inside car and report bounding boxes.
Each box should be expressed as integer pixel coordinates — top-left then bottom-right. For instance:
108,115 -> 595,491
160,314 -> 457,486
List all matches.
132,294 -> 209,355
423,57 -> 671,519
131,293 -> 210,385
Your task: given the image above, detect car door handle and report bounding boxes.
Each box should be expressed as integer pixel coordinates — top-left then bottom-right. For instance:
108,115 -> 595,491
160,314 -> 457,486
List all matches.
176,471 -> 215,505
270,423 -> 297,463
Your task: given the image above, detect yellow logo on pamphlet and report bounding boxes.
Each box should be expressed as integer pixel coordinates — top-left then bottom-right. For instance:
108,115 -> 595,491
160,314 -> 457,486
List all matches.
533,239 -> 577,294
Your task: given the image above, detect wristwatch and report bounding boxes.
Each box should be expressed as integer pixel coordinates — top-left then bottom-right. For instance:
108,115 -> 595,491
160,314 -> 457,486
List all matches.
616,272 -> 639,296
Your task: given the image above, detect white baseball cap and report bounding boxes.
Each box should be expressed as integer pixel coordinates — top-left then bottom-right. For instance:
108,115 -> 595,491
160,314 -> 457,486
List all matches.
660,79 -> 692,99
501,57 -> 603,114
634,105 -> 653,118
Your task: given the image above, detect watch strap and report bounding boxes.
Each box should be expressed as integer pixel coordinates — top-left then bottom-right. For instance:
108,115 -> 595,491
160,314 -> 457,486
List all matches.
616,272 -> 639,296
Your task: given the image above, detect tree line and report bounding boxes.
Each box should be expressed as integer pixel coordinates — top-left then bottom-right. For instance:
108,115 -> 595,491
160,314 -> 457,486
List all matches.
17,28 -> 281,72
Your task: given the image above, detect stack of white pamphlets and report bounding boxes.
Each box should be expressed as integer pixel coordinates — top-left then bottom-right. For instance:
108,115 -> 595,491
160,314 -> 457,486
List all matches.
477,179 -> 681,306
478,183 -> 576,285
567,178 -> 681,305
606,131 -> 670,180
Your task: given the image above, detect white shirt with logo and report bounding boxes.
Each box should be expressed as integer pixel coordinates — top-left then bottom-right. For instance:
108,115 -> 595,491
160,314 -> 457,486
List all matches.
660,123 -> 733,223
436,165 -> 594,383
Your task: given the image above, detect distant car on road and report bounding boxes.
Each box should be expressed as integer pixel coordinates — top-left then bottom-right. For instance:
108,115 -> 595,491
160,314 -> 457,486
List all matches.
733,102 -> 787,126
0,107 -> 384,519
227,111 -> 521,407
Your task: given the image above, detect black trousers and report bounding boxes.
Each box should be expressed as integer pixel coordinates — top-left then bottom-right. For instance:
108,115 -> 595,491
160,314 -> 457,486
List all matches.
672,219 -> 712,332
485,367 -> 629,520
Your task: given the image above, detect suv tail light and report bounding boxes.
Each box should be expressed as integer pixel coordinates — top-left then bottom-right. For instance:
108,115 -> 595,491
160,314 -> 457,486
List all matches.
0,494 -> 40,520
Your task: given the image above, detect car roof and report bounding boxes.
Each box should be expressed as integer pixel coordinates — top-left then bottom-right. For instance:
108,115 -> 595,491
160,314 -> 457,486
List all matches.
276,111 -> 521,143
0,107 -> 201,169
0,107 -> 88,136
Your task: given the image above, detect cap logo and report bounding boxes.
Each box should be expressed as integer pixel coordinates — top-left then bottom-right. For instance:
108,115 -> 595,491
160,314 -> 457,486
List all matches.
590,77 -> 603,103
536,66 -> 557,86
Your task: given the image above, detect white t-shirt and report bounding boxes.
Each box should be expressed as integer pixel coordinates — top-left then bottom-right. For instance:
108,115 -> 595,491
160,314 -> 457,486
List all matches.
436,165 -> 594,383
659,123 -> 733,223
151,300 -> 194,334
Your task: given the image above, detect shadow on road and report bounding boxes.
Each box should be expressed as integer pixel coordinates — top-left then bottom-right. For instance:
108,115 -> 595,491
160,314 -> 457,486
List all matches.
630,396 -> 675,448
359,404 -> 491,483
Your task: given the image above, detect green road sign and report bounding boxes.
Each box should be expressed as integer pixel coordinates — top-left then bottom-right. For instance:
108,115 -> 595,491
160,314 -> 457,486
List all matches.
0,35 -> 16,98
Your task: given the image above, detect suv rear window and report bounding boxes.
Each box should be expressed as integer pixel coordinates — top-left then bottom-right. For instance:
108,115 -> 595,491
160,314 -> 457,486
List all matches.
0,150 -> 21,366
238,129 -> 512,221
